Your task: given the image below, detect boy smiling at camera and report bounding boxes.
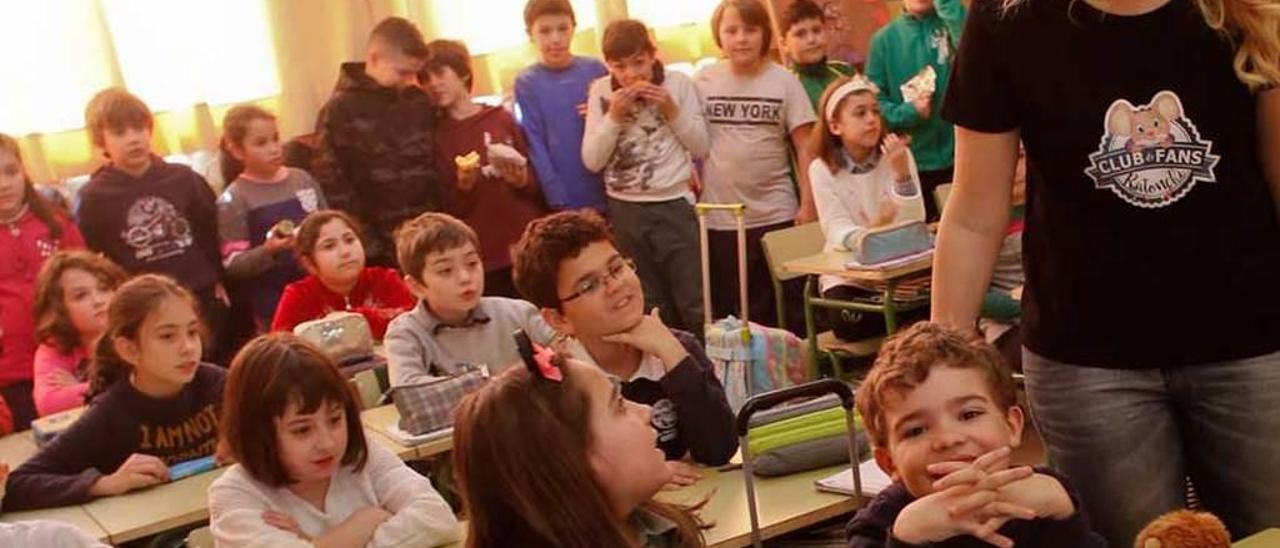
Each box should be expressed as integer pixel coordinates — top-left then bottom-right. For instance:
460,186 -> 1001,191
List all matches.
847,322 -> 1104,547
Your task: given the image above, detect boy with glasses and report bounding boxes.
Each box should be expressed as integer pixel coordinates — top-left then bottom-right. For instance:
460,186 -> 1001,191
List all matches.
511,210 -> 736,474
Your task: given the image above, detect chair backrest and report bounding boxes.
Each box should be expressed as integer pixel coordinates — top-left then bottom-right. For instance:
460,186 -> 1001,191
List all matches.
934,183 -> 953,214
760,223 -> 826,284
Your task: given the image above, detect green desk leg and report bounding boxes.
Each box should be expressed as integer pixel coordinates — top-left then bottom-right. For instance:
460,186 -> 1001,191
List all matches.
803,275 -> 821,380
883,279 -> 899,334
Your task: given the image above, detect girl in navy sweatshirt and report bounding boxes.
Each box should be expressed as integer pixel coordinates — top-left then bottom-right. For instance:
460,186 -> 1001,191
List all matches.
2,274 -> 226,511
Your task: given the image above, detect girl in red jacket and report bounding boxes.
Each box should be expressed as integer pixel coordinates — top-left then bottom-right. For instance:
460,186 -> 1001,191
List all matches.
270,210 -> 413,340
0,134 -> 86,429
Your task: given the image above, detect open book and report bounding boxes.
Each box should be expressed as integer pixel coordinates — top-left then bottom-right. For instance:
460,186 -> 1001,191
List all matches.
815,460 -> 894,497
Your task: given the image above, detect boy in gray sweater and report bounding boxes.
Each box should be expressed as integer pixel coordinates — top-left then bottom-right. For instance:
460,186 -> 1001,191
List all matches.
384,213 -> 556,387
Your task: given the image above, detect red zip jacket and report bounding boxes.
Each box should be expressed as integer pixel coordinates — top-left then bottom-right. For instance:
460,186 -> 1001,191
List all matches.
0,210 -> 84,386
269,267 -> 413,340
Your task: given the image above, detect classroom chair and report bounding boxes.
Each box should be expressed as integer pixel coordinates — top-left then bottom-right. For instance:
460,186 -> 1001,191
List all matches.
760,224 -> 917,380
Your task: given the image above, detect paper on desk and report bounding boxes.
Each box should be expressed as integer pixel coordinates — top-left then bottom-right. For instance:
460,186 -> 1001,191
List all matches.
385,423 -> 453,446
814,460 -> 893,497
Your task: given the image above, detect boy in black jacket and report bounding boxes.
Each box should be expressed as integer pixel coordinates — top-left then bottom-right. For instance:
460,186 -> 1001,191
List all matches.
511,210 -> 736,483
310,16 -> 441,267
847,323 -> 1104,547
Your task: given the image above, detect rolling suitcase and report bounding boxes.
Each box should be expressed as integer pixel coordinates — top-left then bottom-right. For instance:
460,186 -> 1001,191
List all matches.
737,379 -> 864,548
697,203 -> 808,411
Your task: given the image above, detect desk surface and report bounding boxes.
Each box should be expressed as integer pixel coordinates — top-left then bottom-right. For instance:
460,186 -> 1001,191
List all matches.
361,405 -> 453,459
0,430 -> 37,468
443,463 -> 857,548
1236,528 -> 1280,547
81,467 -> 227,544
783,251 -> 931,282
0,504 -> 110,542
658,464 -> 859,548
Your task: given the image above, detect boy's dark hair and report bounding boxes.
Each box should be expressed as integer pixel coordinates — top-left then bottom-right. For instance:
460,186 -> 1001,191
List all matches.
369,16 -> 429,59
711,0 -> 774,58
511,210 -> 616,310
423,39 -> 474,92
524,0 -> 576,31
855,322 -> 1017,449
781,0 -> 826,36
601,19 -> 656,62
395,212 -> 481,285
84,87 -> 154,149
221,333 -> 369,487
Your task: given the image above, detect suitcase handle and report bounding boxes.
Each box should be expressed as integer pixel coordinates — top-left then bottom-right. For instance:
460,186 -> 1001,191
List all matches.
734,378 -> 854,437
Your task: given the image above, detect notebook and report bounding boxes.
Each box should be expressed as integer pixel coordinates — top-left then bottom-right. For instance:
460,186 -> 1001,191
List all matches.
814,460 -> 894,497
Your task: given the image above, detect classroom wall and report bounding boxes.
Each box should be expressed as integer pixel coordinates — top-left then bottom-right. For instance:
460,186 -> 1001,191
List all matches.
11,0 -> 902,187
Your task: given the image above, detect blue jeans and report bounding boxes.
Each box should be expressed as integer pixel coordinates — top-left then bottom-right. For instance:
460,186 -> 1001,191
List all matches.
1023,349 -> 1280,546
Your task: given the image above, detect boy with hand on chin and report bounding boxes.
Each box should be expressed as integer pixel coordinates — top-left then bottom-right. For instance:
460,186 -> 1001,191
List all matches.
847,322 -> 1104,547
511,210 -> 737,485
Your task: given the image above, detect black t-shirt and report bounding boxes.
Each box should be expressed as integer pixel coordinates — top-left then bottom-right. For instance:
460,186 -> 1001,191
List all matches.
942,0 -> 1280,368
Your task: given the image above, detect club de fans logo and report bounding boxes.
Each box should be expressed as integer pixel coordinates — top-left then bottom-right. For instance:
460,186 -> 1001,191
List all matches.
1084,90 -> 1219,208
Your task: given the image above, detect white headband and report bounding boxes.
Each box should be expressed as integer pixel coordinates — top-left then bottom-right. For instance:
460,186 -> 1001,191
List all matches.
825,74 -> 880,126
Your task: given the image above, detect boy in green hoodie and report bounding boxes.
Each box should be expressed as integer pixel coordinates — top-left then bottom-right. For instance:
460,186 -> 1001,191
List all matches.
865,0 -> 965,222
780,0 -> 854,111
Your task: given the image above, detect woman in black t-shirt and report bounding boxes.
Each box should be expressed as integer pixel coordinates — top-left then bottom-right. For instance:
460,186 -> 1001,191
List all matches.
932,0 -> 1280,545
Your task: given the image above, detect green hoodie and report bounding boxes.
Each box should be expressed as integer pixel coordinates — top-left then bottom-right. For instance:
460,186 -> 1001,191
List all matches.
865,0 -> 966,172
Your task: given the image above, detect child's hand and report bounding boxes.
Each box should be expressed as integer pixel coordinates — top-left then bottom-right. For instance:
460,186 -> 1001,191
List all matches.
893,447 -> 1036,548
638,82 -> 678,121
263,510 -> 309,540
661,460 -> 702,490
911,95 -> 932,119
882,133 -> 914,183
600,308 -> 689,369
496,161 -> 529,188
872,190 -> 901,228
795,201 -> 818,225
90,453 -> 169,496
608,86 -> 642,123
577,101 -> 589,118
263,233 -> 295,253
46,368 -> 80,389
997,472 -> 1076,521
456,163 -> 482,191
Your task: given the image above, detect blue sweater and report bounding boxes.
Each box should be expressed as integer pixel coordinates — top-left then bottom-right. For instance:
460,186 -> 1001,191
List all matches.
514,56 -> 608,212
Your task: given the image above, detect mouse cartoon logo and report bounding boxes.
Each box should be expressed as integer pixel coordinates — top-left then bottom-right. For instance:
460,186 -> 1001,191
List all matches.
1085,90 -> 1219,208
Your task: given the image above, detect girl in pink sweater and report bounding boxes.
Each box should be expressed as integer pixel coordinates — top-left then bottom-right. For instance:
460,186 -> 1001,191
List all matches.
32,251 -> 127,416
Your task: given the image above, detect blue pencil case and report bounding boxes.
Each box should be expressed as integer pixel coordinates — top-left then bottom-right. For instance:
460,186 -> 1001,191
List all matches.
169,456 -> 217,480
855,221 -> 933,265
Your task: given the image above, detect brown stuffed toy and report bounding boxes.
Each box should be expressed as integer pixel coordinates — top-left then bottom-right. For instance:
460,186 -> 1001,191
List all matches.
1134,510 -> 1231,548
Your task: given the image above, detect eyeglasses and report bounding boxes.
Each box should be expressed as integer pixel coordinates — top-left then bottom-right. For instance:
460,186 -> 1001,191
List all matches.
559,257 -> 637,303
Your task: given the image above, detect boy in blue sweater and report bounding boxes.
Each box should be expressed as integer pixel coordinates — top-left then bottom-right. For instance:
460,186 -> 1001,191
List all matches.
515,0 -> 608,213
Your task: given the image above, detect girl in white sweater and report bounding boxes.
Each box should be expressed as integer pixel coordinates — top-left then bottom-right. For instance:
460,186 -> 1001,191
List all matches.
807,74 -> 927,341
208,333 -> 460,547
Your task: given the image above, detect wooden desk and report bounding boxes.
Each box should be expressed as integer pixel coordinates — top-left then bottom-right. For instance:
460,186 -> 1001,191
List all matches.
81,467 -> 227,544
657,464 -> 859,548
0,431 -> 37,468
782,250 -> 933,376
782,250 -> 931,282
360,405 -> 453,460
441,464 -> 857,548
1235,528 -> 1280,547
0,505 -> 110,542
